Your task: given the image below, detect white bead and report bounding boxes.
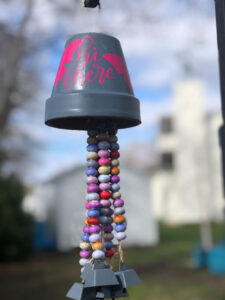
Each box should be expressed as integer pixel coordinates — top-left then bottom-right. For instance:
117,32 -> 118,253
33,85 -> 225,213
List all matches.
92,250 -> 105,260
114,207 -> 125,215
89,233 -> 101,243
80,242 -> 91,250
115,232 -> 126,241
79,258 -> 89,266
81,267 -> 85,273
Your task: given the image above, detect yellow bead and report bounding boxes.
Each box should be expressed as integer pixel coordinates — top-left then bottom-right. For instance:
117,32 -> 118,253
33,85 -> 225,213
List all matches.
80,242 -> 91,250
92,241 -> 104,250
87,152 -> 98,160
112,192 -> 121,199
98,166 -> 111,175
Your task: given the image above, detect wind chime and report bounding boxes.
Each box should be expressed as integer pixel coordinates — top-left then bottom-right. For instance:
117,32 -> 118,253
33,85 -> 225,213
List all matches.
45,2 -> 141,299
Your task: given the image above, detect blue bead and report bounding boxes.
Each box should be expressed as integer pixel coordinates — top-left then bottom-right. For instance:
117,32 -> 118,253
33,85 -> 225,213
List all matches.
98,175 -> 110,183
104,241 -> 114,250
82,234 -> 90,242
86,168 -> 98,176
115,224 -> 126,232
87,144 -> 98,152
110,142 -> 119,151
87,160 -> 98,168
88,209 -> 100,217
111,183 -> 120,192
98,141 -> 110,150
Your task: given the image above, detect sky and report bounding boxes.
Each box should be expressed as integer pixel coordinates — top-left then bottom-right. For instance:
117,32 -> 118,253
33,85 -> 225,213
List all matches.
0,0 -> 222,183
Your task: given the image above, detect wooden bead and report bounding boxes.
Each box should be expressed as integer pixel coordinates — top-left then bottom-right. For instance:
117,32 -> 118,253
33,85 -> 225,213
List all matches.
114,215 -> 125,224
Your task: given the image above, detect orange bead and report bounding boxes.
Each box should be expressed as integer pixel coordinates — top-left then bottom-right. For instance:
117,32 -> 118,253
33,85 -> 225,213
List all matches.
84,218 -> 89,225
92,241 -> 104,250
87,217 -> 99,225
111,167 -> 120,175
114,215 -> 125,224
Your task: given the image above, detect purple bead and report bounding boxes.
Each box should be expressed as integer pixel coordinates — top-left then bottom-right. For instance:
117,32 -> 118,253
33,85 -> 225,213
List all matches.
98,150 -> 110,158
88,201 -> 101,209
111,175 -> 120,183
100,208 -> 113,216
87,160 -> 98,168
104,241 -> 113,250
80,250 -> 91,258
82,234 -> 90,242
99,183 -> 111,191
114,207 -> 125,215
113,199 -> 124,207
100,199 -> 111,208
86,168 -> 98,176
86,176 -> 98,185
87,184 -> 99,193
89,225 -> 101,233
83,226 -> 90,234
102,224 -> 113,233
87,144 -> 98,152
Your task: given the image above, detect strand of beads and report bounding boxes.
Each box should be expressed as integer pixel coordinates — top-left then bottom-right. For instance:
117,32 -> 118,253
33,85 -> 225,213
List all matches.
79,130 -> 101,269
97,131 -> 115,260
109,130 -> 127,253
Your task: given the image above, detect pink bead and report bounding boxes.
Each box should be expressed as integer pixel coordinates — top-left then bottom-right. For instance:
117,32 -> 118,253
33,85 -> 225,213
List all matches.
80,250 -> 91,258
98,157 -> 110,166
83,226 -> 90,233
99,183 -> 111,191
86,176 -> 98,185
89,225 -> 101,233
87,185 -> 99,193
100,199 -> 111,208
85,202 -> 90,209
113,199 -> 124,207
98,150 -> 110,158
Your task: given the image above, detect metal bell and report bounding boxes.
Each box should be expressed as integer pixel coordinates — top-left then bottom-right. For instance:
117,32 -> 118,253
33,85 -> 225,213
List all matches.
45,32 -> 141,130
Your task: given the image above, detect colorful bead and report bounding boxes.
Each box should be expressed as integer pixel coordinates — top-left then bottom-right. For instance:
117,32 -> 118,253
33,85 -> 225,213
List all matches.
98,150 -> 110,158
86,152 -> 98,160
112,192 -> 121,199
111,167 -> 120,175
113,199 -> 124,207
98,174 -> 111,183
79,258 -> 89,266
87,136 -> 98,144
99,183 -> 111,191
100,208 -> 113,216
87,185 -> 99,193
89,225 -> 101,233
86,176 -> 98,185
115,223 -> 126,232
87,144 -> 98,152
98,133 -> 109,141
115,232 -> 127,241
111,159 -> 119,167
81,234 -> 90,242
103,233 -> 114,241
114,215 -> 125,224
87,209 -> 100,217
110,151 -> 120,159
88,201 -> 101,209
88,129 -> 98,136
86,168 -> 98,176
98,141 -> 110,150
80,242 -> 91,250
83,226 -> 90,234
109,135 -> 118,142
102,224 -> 113,233
92,241 -> 104,251
92,250 -> 105,259
99,216 -> 113,224
104,241 -> 114,250
84,218 -> 89,225
89,233 -> 101,243
114,207 -> 125,215
86,193 -> 99,201
100,199 -> 111,207
80,250 -> 91,258
98,166 -> 111,174
105,249 -> 115,258
110,142 -> 119,151
98,157 -> 110,166
111,175 -> 120,183
100,191 -> 111,199
87,160 -> 98,168
87,218 -> 99,225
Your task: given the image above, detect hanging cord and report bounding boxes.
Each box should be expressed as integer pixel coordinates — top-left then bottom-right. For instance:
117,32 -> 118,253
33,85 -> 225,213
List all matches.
81,0 -> 101,8
118,242 -> 124,263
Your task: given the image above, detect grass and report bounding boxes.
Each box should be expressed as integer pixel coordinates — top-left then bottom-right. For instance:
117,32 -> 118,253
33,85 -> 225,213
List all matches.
1,223 -> 225,300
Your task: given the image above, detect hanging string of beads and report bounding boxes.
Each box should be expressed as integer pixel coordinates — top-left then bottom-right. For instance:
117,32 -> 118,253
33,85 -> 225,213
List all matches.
109,129 -> 127,261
